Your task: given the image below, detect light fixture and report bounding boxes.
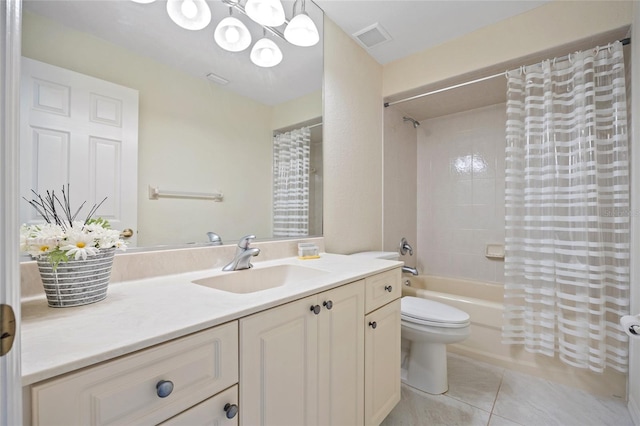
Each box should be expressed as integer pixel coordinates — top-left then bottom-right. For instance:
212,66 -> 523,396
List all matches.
133,0 -> 319,68
214,9 -> 252,52
284,0 -> 318,47
250,36 -> 283,67
245,0 -> 286,27
166,0 -> 211,31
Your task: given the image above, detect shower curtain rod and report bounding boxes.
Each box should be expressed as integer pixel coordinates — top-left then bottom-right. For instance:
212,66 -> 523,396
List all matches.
384,37 -> 631,108
273,121 -> 323,135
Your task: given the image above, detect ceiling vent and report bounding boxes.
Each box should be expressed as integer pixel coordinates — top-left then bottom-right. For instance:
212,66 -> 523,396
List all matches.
352,23 -> 392,49
206,72 -> 229,85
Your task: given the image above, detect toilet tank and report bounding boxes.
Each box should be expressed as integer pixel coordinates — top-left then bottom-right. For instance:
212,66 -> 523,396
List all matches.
350,251 -> 400,261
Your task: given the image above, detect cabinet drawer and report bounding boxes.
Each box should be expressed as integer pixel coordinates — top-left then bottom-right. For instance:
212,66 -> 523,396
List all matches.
161,385 -> 238,426
365,268 -> 401,313
31,321 -> 238,426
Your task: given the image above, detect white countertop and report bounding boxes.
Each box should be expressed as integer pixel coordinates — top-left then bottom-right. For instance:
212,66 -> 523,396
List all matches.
21,253 -> 401,386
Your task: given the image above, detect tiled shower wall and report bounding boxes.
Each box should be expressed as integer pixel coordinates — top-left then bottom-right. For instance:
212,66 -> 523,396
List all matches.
416,103 -> 506,284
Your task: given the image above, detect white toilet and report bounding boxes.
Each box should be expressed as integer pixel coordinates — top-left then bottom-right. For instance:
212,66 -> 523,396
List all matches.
401,296 -> 470,394
351,251 -> 471,395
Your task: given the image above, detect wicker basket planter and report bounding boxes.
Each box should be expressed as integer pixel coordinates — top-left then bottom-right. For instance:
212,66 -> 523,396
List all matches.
37,248 -> 116,308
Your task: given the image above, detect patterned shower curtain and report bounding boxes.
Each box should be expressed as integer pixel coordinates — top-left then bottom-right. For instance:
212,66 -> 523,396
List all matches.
502,41 -> 630,373
273,127 -> 310,237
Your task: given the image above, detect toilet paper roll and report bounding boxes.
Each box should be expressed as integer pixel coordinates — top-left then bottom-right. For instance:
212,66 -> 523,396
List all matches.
620,315 -> 640,338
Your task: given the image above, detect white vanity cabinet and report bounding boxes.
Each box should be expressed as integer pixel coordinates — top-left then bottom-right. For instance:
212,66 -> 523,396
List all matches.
240,280 -> 366,426
30,321 -> 239,425
25,264 -> 402,426
364,269 -> 402,426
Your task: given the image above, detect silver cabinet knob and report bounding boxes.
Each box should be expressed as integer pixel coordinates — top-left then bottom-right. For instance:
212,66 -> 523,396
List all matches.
323,300 -> 333,310
224,403 -> 239,419
384,285 -> 393,292
156,380 -> 174,398
310,305 -> 321,315
369,321 -> 377,329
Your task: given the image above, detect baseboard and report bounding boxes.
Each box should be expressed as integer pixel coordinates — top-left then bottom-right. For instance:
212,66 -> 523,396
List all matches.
629,394 -> 640,426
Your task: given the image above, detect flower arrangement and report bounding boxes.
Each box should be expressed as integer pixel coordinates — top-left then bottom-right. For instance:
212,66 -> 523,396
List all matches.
20,186 -> 126,268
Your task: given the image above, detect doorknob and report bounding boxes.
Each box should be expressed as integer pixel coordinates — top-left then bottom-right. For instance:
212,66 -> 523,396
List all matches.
120,228 -> 134,238
1,304 -> 16,356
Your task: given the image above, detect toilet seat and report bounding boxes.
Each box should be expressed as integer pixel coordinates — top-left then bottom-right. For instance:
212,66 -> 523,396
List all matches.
401,296 -> 470,329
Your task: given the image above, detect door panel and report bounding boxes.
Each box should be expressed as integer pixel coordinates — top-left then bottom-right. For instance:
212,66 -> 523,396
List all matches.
20,57 -> 139,244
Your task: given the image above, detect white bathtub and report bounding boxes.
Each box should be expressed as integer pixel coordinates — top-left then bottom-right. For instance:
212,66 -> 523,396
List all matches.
401,275 -> 503,358
401,274 -> 626,397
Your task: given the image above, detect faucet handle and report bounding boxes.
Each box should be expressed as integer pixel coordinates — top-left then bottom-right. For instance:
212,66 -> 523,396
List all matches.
238,234 -> 256,249
207,232 -> 223,245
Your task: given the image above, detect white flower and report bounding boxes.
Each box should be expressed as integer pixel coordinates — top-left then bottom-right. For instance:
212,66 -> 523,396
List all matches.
59,229 -> 99,260
20,224 -> 62,257
21,189 -> 126,264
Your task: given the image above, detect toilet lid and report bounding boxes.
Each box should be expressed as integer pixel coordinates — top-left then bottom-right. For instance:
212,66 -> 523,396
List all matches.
401,296 -> 470,326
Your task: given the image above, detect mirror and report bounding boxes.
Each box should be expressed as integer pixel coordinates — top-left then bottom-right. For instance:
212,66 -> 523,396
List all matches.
20,0 -> 323,250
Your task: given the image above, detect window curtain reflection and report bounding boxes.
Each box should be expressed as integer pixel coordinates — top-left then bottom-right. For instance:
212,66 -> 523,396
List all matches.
502,41 -> 630,373
273,127 -> 310,237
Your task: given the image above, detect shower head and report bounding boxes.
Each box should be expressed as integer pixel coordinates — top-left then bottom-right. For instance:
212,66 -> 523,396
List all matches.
403,116 -> 420,128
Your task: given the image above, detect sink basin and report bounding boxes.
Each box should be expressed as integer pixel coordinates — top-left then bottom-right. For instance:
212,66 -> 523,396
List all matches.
192,264 -> 329,294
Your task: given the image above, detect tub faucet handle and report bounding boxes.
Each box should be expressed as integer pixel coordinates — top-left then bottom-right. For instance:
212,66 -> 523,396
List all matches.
400,237 -> 413,256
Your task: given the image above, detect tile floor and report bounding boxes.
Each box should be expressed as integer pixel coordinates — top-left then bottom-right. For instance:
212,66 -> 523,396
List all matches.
381,353 -> 634,426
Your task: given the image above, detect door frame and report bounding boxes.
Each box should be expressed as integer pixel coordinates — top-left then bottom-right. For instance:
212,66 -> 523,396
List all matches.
628,4 -> 640,424
0,0 -> 23,424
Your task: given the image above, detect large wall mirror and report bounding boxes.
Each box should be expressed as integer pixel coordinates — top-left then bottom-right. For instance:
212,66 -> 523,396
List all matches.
20,0 -> 323,250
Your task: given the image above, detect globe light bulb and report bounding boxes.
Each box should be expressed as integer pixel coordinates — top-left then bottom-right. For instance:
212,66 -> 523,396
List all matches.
180,0 -> 197,19
214,16 -> 252,52
225,26 -> 240,44
250,37 -> 282,67
260,48 -> 274,62
166,0 -> 211,30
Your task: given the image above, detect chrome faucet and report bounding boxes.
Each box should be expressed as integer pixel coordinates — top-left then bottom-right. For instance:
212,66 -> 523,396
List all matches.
402,266 -> 419,276
222,234 -> 260,271
400,237 -> 413,256
206,232 -> 223,245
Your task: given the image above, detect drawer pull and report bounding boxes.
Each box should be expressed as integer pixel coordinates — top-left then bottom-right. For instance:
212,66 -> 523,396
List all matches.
224,403 -> 239,419
156,380 -> 174,398
323,300 -> 333,310
310,305 -> 321,315
384,285 -> 393,292
369,321 -> 377,329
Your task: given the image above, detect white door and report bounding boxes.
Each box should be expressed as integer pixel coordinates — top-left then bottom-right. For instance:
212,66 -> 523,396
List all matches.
20,57 -> 139,245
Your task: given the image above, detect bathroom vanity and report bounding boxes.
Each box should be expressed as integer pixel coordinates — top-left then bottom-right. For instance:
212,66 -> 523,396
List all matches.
21,253 -> 401,425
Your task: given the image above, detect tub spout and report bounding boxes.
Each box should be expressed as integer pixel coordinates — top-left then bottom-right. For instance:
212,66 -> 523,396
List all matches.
402,266 -> 419,276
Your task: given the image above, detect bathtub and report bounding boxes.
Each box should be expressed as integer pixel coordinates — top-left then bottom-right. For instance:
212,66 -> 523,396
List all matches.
401,275 -> 503,360
401,274 -> 626,397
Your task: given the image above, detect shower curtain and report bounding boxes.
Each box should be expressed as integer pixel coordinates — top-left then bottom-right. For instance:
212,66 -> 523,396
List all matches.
502,41 -> 630,373
273,127 -> 310,237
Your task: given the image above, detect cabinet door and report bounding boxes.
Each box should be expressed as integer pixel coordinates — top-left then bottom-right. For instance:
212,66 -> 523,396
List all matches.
161,385 -> 238,426
240,295 -> 319,426
318,281 -> 365,426
365,299 -> 401,426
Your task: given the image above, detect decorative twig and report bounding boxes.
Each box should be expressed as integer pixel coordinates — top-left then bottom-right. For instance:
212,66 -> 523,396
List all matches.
24,186 -> 109,231
84,197 -> 108,225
